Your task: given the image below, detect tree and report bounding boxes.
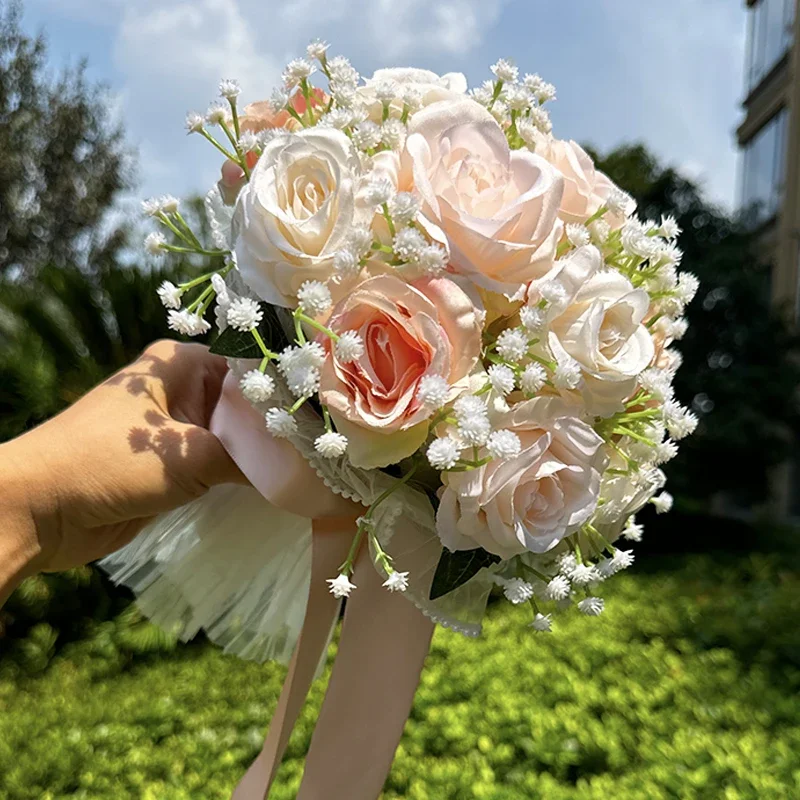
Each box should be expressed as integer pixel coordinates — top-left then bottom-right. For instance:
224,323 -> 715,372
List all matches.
0,196 -> 218,441
587,143 -> 800,507
0,0 -> 130,277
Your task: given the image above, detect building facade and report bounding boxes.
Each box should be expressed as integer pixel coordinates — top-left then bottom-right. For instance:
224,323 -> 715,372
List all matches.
738,0 -> 799,517
738,0 -> 799,314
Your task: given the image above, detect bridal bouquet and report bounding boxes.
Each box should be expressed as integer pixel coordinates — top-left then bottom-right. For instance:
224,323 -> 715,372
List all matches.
144,44 -> 698,634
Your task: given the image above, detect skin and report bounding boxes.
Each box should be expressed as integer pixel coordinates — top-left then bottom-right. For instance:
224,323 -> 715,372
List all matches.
0,340 -> 248,606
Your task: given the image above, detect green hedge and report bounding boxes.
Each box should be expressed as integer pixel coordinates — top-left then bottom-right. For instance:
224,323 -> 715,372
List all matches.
2,553 -> 800,799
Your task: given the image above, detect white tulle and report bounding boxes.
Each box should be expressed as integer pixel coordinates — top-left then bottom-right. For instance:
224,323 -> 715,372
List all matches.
102,484 -> 338,672
101,196 -> 498,667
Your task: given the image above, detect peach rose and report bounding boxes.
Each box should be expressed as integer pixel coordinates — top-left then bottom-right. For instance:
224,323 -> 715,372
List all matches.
541,246 -> 655,416
401,100 -> 564,296
319,274 -> 482,469
437,397 -> 605,558
534,138 -> 629,228
235,127 -> 371,308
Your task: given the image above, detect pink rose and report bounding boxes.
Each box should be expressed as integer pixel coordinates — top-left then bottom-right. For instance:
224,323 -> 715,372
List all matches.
401,100 -> 564,296
534,138 -> 629,227
319,274 -> 482,469
437,397 -> 606,558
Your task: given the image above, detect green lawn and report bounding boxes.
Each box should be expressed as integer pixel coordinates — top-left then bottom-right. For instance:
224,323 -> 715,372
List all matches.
2,554 -> 800,799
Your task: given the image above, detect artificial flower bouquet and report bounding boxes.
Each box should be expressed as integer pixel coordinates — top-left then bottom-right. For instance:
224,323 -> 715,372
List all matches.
142,43 -> 698,635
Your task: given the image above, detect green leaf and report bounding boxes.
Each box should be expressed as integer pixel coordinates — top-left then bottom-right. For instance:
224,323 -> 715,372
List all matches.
429,547 -> 501,600
209,323 -> 262,359
209,303 -> 289,359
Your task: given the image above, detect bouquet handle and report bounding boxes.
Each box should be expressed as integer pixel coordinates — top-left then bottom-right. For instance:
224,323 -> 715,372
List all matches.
212,372 -> 435,799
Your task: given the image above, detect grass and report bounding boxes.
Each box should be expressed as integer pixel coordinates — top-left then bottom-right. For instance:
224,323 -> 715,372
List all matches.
2,553 -> 800,799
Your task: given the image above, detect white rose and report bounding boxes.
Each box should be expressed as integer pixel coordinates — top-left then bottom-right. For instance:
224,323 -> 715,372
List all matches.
401,100 -> 564,296
436,397 -> 606,559
234,128 -> 369,308
594,459 -> 665,539
542,246 -> 655,416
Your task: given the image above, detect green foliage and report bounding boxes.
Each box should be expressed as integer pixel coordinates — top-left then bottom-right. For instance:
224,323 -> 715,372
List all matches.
586,143 -> 800,506
210,302 -> 290,359
2,554 -> 800,798
430,546 -> 502,600
0,251 -> 205,440
0,1 -> 130,277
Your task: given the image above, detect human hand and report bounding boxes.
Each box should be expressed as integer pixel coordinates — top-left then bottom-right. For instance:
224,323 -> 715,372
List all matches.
0,340 -> 245,598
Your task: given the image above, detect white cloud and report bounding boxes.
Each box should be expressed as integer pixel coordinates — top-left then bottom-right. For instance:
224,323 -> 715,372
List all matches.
93,0 -> 508,197
30,0 -> 747,209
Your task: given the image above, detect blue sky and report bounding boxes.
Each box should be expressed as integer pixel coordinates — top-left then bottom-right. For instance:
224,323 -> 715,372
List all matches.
23,0 -> 747,211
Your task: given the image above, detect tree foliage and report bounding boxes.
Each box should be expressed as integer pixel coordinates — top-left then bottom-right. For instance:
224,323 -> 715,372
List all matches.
0,0 -> 130,277
587,143 -> 800,506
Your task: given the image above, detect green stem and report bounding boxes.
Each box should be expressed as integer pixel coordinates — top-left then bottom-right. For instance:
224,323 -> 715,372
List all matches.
296,311 -> 340,342
251,328 -> 279,360
365,463 -> 420,520
218,118 -> 240,152
572,539 -> 584,564
198,288 -> 216,316
338,525 -> 366,575
294,314 -> 307,344
584,206 -> 608,226
607,439 -> 638,470
173,212 -> 203,250
369,528 -> 393,572
286,106 -> 307,128
230,99 -> 241,141
487,80 -> 504,111
164,244 -> 230,257
288,396 -> 307,415
584,523 -> 616,555
300,79 -> 315,126
322,405 -> 333,433
199,129 -> 238,161
157,214 -> 195,248
178,261 -> 233,292
187,284 -> 214,313
382,203 -> 396,238
518,562 -> 550,583
613,426 -> 656,446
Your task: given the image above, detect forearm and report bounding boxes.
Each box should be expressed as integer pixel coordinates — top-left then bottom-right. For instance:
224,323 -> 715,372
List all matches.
0,442 -> 42,607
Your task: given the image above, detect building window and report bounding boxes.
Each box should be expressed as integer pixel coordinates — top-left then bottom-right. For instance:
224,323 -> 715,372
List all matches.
746,0 -> 795,91
740,107 -> 789,226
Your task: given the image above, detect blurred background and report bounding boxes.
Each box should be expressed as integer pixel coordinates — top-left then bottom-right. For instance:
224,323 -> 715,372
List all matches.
2,0 -> 800,797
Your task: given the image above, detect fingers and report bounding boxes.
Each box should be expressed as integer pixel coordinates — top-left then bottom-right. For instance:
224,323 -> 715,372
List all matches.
133,340 -> 230,429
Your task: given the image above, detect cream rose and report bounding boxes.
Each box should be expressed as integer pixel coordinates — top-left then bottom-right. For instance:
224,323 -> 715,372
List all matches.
535,138 -> 628,227
437,397 -> 605,558
359,68 -> 468,121
543,246 -> 655,416
235,127 -> 369,308
401,100 -> 564,296
319,274 -> 482,469
218,90 -> 328,205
